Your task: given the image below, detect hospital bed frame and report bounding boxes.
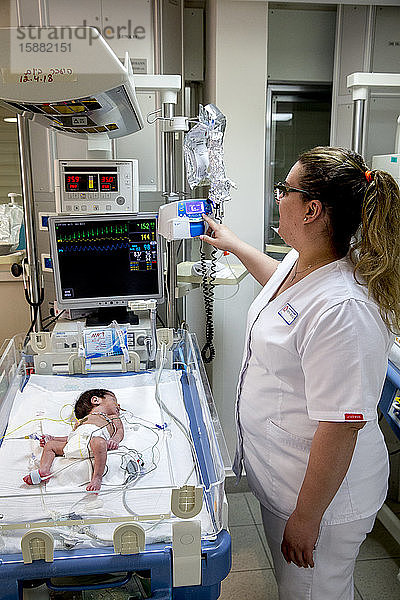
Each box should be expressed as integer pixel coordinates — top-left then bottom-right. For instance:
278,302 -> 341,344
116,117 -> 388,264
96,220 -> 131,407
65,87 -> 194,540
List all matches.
378,358 -> 400,549
0,331 -> 231,600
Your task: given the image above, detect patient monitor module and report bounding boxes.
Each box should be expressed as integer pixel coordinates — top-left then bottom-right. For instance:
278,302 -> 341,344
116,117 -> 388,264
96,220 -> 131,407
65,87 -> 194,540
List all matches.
55,159 -> 139,214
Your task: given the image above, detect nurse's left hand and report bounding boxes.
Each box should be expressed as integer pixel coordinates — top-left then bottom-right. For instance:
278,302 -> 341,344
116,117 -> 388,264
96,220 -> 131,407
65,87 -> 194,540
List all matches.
281,510 -> 320,568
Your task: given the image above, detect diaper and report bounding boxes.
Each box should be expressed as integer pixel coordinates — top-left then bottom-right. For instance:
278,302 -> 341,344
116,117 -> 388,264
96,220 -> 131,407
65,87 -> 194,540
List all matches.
63,423 -> 110,459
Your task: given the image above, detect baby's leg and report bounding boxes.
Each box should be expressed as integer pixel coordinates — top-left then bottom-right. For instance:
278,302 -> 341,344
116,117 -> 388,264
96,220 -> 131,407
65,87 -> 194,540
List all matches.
23,440 -> 66,485
86,437 -> 107,491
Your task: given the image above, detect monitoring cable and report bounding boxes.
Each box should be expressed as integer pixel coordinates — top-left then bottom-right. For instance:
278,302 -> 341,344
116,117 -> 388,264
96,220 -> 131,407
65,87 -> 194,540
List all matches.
146,307 -> 158,365
154,343 -> 200,483
42,313 -> 58,324
213,252 -> 240,301
199,242 -> 218,364
24,305 -> 39,347
157,313 -> 166,328
22,259 -> 45,346
42,310 -> 65,331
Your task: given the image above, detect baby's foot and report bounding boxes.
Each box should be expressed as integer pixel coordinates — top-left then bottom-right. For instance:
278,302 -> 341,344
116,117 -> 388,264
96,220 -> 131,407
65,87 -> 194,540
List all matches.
86,477 -> 102,491
23,469 -> 50,485
40,435 -> 54,447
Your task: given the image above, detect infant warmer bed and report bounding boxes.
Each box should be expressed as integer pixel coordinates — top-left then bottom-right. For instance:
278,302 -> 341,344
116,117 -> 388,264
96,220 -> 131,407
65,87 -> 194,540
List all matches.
0,330 -> 231,600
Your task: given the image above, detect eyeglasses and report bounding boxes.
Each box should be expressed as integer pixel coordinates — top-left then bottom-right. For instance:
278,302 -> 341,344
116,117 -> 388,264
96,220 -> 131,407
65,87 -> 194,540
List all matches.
274,181 -> 311,204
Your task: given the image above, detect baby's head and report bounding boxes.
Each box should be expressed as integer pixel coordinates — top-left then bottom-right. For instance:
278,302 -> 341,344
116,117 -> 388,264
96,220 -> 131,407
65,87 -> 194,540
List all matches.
75,389 -> 117,420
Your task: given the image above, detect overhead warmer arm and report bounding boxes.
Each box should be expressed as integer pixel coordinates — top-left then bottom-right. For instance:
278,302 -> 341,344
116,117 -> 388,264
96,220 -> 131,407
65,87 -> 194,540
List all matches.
347,72 -> 400,155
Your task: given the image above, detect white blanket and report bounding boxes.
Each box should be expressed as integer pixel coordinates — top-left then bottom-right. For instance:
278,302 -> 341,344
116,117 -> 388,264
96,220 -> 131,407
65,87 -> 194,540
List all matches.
0,371 -> 214,553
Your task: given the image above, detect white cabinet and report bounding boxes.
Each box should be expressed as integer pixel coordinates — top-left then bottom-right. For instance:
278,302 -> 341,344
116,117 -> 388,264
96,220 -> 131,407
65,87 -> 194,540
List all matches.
47,0 -> 153,73
101,0 -> 154,71
48,0 -> 101,29
47,0 -> 102,28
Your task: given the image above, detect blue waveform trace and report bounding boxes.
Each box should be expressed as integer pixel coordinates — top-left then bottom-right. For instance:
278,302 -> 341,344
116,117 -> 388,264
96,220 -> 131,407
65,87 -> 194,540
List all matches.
58,240 -> 131,254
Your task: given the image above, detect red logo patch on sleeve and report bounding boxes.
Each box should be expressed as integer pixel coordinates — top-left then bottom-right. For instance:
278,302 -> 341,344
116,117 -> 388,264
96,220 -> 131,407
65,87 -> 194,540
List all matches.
345,413 -> 364,421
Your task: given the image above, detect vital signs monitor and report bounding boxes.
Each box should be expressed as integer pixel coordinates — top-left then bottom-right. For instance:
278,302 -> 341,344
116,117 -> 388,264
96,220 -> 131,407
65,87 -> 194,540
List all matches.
48,213 -> 163,312
54,159 -> 140,214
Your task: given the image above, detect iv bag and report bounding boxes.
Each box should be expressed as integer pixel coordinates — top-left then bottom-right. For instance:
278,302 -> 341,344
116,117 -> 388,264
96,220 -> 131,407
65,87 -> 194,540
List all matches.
0,203 -> 24,254
183,104 -> 236,206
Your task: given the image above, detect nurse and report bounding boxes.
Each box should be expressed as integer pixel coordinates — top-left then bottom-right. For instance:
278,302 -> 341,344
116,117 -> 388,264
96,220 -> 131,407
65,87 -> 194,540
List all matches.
201,146 -> 400,600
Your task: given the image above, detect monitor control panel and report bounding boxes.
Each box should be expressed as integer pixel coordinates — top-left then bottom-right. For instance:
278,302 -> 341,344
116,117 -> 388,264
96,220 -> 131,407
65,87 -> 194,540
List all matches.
55,159 -> 139,215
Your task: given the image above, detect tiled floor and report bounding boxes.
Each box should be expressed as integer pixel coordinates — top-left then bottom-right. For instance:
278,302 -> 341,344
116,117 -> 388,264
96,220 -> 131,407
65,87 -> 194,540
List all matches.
220,488 -> 400,600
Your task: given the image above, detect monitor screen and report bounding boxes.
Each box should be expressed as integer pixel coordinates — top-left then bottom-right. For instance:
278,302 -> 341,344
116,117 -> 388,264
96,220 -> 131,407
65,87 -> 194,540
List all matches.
49,213 -> 163,309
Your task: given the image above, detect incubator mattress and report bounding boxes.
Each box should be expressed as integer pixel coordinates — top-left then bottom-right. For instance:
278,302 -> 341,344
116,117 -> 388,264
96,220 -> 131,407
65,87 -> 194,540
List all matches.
0,370 -> 214,553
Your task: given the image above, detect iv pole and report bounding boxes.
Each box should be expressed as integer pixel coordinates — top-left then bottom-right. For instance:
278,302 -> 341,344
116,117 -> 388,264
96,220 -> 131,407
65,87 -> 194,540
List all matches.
163,100 -> 178,329
15,0 -> 49,331
133,75 -> 183,330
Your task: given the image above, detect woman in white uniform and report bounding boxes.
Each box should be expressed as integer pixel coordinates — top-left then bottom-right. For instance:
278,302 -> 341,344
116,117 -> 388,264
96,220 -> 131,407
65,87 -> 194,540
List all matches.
201,146 -> 400,599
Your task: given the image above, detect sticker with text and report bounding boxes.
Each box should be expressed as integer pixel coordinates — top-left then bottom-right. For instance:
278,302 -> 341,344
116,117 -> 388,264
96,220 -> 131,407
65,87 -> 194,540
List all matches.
278,303 -> 298,325
345,413 -> 364,421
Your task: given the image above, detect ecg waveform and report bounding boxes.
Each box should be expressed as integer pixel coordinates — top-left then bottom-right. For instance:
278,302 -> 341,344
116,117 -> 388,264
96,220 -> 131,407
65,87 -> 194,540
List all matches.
58,240 -> 131,254
56,223 -> 132,254
56,223 -> 129,243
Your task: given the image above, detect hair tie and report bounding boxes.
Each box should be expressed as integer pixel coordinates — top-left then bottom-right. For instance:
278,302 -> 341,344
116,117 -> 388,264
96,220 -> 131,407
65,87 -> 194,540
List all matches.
365,170 -> 373,183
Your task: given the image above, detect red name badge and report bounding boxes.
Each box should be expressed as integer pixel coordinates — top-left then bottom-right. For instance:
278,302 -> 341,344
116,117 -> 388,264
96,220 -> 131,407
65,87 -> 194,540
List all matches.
345,413 -> 364,421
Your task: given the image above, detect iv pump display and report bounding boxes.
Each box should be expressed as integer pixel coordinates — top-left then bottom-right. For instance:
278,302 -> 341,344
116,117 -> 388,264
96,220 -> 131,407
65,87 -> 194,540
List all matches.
158,199 -> 212,242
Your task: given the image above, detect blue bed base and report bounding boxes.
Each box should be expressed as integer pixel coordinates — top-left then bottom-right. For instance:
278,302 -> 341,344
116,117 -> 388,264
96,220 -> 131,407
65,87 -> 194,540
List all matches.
0,366 -> 231,599
1,530 -> 231,600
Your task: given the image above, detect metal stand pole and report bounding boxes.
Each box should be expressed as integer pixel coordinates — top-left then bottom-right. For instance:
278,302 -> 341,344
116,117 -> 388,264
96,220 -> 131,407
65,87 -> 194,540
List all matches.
13,0 -> 49,332
351,98 -> 366,155
17,114 -> 42,330
163,102 -> 179,329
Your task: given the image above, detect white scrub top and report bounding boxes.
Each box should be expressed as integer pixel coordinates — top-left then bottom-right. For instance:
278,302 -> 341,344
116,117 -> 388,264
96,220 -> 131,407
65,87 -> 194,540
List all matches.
234,249 -> 392,525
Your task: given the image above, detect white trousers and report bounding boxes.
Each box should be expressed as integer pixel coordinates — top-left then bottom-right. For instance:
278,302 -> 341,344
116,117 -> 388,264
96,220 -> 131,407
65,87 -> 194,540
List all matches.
261,504 -> 376,600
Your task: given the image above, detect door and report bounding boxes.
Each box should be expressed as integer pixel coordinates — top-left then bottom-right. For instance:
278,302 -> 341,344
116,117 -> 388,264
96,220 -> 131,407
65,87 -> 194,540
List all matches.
265,84 -> 332,249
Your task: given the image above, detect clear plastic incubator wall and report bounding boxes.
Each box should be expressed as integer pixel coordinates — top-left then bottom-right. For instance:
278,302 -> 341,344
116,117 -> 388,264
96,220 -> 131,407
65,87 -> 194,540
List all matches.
0,326 -> 231,599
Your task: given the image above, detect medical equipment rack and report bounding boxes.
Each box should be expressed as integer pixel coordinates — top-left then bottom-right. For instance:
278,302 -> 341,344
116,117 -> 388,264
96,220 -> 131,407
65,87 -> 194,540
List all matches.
0,331 -> 231,600
380,356 -> 400,442
376,355 -> 400,552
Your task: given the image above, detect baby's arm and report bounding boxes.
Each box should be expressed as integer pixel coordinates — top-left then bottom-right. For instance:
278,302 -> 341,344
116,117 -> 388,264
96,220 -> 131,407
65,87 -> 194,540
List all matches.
107,417 -> 124,450
87,437 -> 107,491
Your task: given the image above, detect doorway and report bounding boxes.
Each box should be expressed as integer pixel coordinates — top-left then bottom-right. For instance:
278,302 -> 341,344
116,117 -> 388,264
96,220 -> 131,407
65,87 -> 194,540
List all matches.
265,84 -> 332,250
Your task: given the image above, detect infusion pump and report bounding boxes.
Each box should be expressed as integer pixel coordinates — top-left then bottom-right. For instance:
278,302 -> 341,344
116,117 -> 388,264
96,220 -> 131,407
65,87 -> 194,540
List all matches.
55,159 -> 139,214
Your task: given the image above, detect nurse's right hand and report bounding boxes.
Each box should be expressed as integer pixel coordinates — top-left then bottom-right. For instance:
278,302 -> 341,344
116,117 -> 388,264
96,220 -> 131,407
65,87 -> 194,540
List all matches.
200,214 -> 242,254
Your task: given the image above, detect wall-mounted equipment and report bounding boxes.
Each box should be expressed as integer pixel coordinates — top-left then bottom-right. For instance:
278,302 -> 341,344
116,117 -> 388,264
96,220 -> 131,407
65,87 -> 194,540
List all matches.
371,115 -> 400,188
0,27 -> 144,139
55,159 -> 139,214
347,72 -> 400,154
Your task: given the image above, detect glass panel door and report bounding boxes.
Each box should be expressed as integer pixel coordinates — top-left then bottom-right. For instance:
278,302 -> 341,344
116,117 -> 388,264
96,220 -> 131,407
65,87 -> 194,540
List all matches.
265,85 -> 332,249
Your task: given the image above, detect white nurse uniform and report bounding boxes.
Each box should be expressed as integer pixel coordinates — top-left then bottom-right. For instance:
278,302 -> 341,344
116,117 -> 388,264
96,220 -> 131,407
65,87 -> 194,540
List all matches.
233,249 -> 392,599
